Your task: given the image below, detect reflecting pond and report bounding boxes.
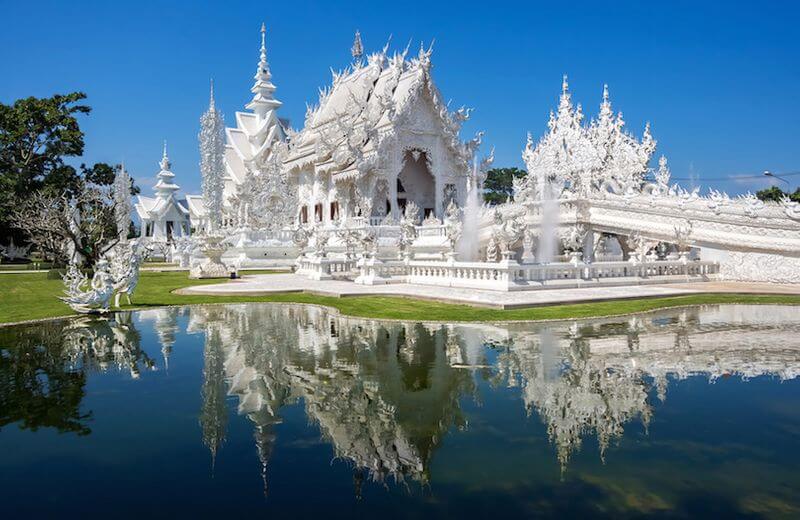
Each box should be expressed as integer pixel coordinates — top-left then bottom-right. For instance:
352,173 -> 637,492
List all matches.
1,304 -> 799,518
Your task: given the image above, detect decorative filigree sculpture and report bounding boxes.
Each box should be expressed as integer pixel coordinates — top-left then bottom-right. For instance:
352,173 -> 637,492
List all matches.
781,196 -> 800,220
628,231 -> 657,263
486,235 -> 499,262
172,236 -> 200,268
335,218 -> 361,259
443,201 -> 463,257
0,237 -> 31,261
357,227 -> 377,257
492,206 -> 526,259
110,239 -> 149,307
292,225 -> 310,251
311,225 -> 330,257
60,259 -> 115,314
398,201 -> 420,259
189,233 -> 230,279
560,224 -> 588,253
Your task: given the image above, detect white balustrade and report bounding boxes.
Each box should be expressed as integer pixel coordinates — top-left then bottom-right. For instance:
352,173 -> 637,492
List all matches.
296,255 -> 358,280
406,259 -> 719,291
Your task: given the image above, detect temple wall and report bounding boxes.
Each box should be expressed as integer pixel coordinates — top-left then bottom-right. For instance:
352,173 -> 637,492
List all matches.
702,247 -> 800,284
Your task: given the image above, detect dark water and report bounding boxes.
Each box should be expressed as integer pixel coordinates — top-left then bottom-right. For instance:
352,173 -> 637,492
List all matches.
1,304 -> 799,518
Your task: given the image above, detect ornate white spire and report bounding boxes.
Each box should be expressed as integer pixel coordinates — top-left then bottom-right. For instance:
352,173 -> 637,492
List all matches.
209,78 -> 216,111
154,141 -> 179,199
351,30 -> 363,63
160,140 -> 170,171
200,81 -> 226,231
246,23 -> 282,118
113,162 -> 132,239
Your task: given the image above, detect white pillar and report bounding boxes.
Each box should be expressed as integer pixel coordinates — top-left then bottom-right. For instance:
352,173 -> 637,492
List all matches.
583,230 -> 595,263
389,176 -> 398,219
434,176 -> 442,218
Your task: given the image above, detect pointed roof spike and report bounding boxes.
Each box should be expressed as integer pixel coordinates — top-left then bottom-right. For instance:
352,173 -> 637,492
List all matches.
351,29 -> 363,61
160,140 -> 170,170
260,22 -> 266,50
259,23 -> 268,67
381,34 -> 393,56
209,78 -> 215,110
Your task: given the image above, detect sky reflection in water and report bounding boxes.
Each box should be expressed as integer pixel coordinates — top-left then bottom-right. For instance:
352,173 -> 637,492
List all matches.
1,304 -> 799,518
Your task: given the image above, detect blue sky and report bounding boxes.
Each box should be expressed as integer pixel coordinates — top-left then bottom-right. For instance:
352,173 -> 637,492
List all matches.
1,0 -> 798,195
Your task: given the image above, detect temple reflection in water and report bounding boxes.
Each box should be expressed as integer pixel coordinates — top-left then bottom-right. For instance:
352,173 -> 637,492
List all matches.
2,303 -> 799,496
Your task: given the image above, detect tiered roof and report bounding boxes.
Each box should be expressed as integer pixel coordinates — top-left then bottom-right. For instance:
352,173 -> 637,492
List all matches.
134,143 -> 190,221
224,24 -> 286,186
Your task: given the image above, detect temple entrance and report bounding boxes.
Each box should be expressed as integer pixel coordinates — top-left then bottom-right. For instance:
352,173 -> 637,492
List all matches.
398,150 -> 435,218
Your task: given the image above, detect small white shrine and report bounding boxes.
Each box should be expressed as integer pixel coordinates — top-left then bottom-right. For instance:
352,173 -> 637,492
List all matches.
134,144 -> 192,241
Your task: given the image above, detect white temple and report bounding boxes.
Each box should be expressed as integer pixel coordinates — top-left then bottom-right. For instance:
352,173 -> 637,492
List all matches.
134,143 -> 192,241
137,25 -> 800,285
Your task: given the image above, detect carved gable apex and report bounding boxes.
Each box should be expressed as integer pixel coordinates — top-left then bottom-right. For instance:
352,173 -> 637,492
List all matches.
397,88 -> 441,134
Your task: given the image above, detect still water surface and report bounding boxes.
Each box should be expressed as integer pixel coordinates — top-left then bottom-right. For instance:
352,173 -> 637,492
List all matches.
1,303 -> 799,518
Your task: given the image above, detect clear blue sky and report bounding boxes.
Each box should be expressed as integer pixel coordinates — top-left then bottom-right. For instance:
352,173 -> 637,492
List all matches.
2,0 -> 798,195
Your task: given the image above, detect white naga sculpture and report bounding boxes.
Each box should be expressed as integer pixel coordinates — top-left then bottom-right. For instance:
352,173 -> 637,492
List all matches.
110,239 -> 148,307
398,201 -> 420,259
60,240 -> 149,313
491,206 -> 527,259
443,201 -> 463,257
60,259 -> 115,314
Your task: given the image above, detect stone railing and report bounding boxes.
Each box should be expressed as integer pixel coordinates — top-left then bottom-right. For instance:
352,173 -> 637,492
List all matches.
407,259 -> 719,292
295,255 -> 358,281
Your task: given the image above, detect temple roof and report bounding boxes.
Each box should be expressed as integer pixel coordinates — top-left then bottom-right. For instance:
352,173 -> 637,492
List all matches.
284,40 -> 479,177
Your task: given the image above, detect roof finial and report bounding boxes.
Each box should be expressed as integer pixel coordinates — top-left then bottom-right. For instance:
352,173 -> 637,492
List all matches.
260,23 -> 266,50
351,29 -> 363,62
259,23 -> 267,68
209,78 -> 215,110
160,140 -> 170,170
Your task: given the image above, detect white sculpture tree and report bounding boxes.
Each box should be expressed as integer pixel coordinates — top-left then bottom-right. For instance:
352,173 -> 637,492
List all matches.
113,164 -> 132,240
199,80 -> 226,232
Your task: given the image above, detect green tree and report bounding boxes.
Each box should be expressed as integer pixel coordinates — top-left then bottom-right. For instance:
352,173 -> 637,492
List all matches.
0,92 -> 138,255
755,185 -> 800,203
483,167 -> 527,205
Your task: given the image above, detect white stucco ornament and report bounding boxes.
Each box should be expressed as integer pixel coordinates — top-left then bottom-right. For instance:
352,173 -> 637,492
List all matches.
60,259 -> 115,314
110,239 -> 149,307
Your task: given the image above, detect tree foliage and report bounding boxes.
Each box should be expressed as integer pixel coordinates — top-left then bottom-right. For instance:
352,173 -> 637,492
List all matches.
0,321 -> 91,435
11,183 -> 120,266
0,92 -> 138,254
483,167 -> 527,205
756,185 -> 800,203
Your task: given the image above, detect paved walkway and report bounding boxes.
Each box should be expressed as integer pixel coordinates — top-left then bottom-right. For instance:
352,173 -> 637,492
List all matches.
176,273 -> 712,309
177,274 -> 800,309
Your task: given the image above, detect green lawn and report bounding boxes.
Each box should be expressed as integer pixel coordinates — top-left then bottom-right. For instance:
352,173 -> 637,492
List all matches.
1,270 -> 799,325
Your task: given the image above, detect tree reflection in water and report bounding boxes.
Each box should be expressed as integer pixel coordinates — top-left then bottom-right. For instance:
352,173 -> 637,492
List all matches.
0,312 -> 154,435
2,303 -> 800,496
